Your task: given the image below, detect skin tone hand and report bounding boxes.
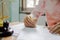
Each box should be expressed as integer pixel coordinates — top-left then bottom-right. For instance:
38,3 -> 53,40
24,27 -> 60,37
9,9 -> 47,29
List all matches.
49,22 -> 60,34
24,15 -> 60,34
24,15 -> 37,28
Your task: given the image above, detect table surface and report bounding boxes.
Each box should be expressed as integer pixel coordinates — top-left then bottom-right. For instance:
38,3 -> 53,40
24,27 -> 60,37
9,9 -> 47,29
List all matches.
16,23 -> 60,40
2,22 -> 60,40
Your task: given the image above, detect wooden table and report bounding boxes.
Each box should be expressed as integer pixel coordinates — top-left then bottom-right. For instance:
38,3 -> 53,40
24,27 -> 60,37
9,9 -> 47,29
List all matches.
2,36 -> 16,40
2,22 -> 20,40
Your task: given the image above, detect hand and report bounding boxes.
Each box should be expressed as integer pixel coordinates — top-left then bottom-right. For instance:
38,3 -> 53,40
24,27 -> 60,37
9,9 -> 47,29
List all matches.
49,22 -> 60,34
24,15 -> 37,28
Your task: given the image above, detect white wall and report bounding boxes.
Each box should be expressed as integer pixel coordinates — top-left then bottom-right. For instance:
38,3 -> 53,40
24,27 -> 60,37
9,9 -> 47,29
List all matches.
11,0 -> 19,22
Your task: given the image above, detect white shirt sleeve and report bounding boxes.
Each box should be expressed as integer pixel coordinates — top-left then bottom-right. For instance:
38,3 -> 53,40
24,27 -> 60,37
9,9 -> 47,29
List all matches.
30,0 -> 45,19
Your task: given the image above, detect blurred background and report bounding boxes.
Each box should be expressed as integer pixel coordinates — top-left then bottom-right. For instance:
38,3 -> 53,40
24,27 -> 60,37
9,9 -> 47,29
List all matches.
0,0 -> 46,26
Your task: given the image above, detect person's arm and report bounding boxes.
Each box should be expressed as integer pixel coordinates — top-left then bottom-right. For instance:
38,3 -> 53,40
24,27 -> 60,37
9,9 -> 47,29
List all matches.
30,0 -> 46,19
24,0 -> 46,28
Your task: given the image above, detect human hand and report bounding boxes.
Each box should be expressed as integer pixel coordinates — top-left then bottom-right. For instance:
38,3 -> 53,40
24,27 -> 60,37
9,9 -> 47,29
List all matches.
49,22 -> 60,34
24,15 -> 37,28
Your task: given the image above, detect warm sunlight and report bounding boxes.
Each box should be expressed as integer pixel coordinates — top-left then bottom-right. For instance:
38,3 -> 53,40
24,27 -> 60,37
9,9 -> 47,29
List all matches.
26,0 -> 39,8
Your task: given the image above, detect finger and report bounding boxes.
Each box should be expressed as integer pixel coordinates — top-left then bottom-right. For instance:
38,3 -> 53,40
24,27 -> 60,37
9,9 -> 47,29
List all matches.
53,25 -> 60,34
24,16 -> 30,26
54,29 -> 60,34
29,16 -> 37,23
26,16 -> 36,27
57,31 -> 60,34
27,17 -> 34,25
24,17 -> 30,26
27,16 -> 35,25
24,16 -> 36,27
24,17 -> 33,26
49,22 -> 60,34
50,25 -> 60,33
50,27 -> 58,33
33,18 -> 37,23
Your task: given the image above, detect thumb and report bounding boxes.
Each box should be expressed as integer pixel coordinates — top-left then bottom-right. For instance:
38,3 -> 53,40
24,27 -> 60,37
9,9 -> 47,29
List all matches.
33,18 -> 38,23
29,15 -> 38,23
